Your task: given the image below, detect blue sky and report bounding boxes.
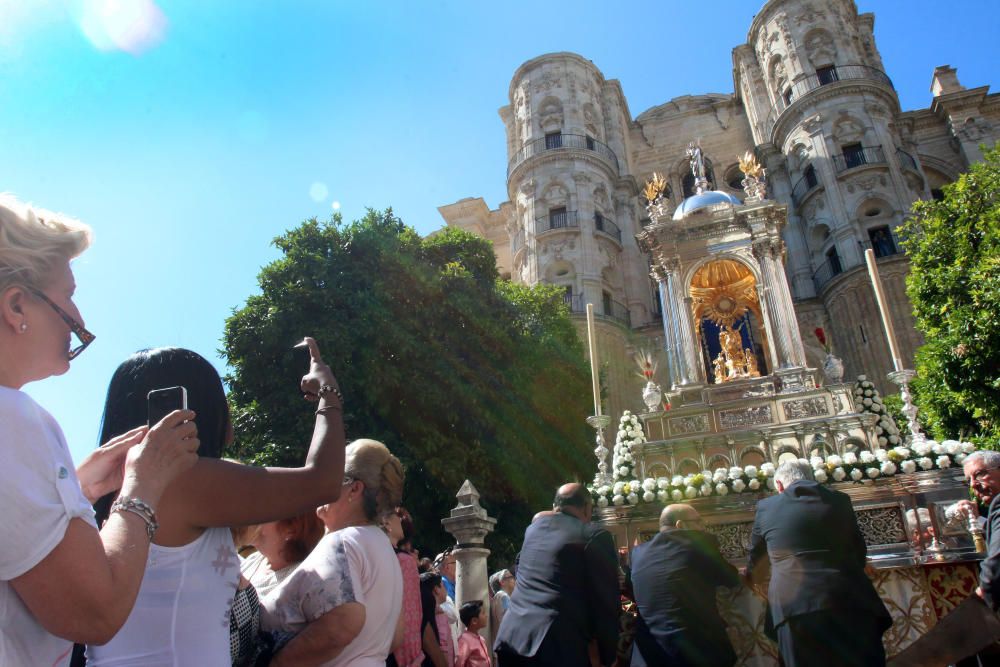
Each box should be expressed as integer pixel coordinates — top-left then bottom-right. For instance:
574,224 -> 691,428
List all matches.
3,0 -> 997,462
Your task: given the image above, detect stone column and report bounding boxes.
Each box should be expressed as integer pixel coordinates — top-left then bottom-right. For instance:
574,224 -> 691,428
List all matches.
754,238 -> 806,369
663,266 -> 703,386
441,480 -> 497,643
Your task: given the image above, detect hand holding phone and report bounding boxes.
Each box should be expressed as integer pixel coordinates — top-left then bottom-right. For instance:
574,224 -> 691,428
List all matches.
148,386 -> 188,427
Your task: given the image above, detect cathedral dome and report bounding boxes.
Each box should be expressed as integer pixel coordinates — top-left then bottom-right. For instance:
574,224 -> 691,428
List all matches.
672,190 -> 743,220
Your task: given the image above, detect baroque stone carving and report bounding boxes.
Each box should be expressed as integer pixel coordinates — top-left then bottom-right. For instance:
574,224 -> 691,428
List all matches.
718,405 -> 773,430
782,396 -> 829,419
706,521 -> 756,560
856,506 -> 907,546
669,414 -> 710,435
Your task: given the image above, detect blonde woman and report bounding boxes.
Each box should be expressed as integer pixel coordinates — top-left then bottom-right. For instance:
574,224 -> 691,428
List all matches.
261,439 -> 405,666
0,195 -> 199,665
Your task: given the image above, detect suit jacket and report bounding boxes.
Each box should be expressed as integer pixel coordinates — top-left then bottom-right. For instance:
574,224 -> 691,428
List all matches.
979,494 -> 1000,610
494,512 -> 620,666
746,480 -> 891,632
628,529 -> 740,667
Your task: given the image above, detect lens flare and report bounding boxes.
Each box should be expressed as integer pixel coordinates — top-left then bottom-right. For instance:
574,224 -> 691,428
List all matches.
78,0 -> 167,55
309,183 -> 329,202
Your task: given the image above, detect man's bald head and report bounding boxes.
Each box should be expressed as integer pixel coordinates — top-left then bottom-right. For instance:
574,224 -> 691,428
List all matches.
553,482 -> 593,522
659,503 -> 701,531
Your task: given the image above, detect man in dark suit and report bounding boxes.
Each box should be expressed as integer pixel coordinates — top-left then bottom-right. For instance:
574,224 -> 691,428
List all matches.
961,450 -> 1000,609
494,483 -> 620,667
628,503 -> 740,667
746,460 -> 891,667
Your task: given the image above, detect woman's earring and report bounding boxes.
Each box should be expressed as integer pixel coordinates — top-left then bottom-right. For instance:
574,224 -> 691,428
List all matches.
19,323 -> 27,332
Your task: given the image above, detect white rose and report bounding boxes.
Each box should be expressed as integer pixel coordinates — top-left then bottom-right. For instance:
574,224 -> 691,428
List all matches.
843,452 -> 858,465
901,460 -> 916,474
716,483 -> 729,496
684,486 -> 698,499
864,389 -> 873,397
672,475 -> 684,486
863,381 -> 873,388
744,465 -> 758,477
962,442 -> 976,454
657,477 -> 669,490
936,455 -> 952,469
858,375 -> 868,381
944,441 -> 959,455
877,437 -> 888,448
880,461 -> 897,476
730,466 -> 744,479
875,449 -> 888,462
913,443 -> 931,457
827,455 -> 843,467
619,466 -> 630,476
643,491 -> 655,503
917,457 -> 934,470
642,478 -> 656,492
671,489 -> 683,501
613,481 -> 625,494
871,404 -> 882,413
866,467 -> 881,479
748,478 -> 761,491
597,496 -> 609,508
627,493 -> 639,505
713,470 -> 728,484
863,398 -> 873,407
700,484 -> 713,496
623,453 -> 632,463
810,456 -> 824,467
850,468 -> 864,481
761,463 -> 776,476
814,469 -> 828,483
617,430 -> 627,439
860,451 -> 875,463
833,467 -> 847,482
931,443 -> 944,455
732,479 -> 746,493
612,494 -> 625,506
955,453 -> 968,465
893,447 -> 911,459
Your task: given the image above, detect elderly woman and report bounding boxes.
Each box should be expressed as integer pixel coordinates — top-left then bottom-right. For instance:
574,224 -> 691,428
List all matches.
0,195 -> 199,665
241,511 -> 325,597
85,342 -> 347,666
262,439 -> 405,666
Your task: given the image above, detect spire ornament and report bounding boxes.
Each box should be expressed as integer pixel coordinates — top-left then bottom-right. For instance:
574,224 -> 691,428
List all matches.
738,150 -> 768,201
643,172 -> 669,223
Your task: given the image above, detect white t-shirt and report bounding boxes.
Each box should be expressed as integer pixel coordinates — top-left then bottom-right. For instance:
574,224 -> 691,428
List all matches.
87,526 -> 239,666
260,524 -> 403,667
0,386 -> 96,667
240,550 -> 297,598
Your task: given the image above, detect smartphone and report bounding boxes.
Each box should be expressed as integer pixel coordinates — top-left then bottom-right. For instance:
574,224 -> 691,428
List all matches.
147,386 -> 188,427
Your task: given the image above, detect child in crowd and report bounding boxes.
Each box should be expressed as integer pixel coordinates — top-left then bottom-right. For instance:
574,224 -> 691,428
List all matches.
457,601 -> 490,667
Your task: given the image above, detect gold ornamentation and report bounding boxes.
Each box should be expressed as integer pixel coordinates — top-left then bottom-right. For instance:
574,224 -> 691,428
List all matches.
738,150 -> 768,200
712,326 -> 761,383
643,172 -> 667,203
738,151 -> 764,179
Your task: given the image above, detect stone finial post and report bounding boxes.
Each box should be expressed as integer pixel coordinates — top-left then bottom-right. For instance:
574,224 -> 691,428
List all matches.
441,480 -> 497,642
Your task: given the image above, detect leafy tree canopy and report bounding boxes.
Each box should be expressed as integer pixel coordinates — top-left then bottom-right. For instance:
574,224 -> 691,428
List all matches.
901,143 -> 1000,442
223,209 -> 593,562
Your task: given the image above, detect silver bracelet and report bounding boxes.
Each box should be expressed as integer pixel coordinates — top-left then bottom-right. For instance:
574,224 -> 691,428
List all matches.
110,496 -> 159,542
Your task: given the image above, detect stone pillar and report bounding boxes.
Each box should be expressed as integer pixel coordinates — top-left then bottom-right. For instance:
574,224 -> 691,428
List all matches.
441,480 -> 497,644
754,238 -> 806,369
663,267 -> 703,386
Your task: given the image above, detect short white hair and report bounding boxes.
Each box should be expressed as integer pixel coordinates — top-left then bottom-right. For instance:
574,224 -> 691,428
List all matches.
0,194 -> 92,293
965,451 -> 1000,469
775,460 -> 815,487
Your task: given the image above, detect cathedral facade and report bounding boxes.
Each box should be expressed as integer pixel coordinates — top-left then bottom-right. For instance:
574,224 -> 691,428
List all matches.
438,0 -> 1000,421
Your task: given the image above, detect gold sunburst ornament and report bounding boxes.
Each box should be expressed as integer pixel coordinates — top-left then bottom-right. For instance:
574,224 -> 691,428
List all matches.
738,151 -> 764,179
643,172 -> 669,223
738,150 -> 768,200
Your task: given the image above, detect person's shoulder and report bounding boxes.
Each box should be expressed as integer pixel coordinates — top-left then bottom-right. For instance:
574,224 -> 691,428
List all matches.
0,386 -> 43,423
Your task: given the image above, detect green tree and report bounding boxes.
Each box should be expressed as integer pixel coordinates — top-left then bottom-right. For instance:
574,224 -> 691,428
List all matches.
901,143 -> 1000,443
223,209 -> 593,562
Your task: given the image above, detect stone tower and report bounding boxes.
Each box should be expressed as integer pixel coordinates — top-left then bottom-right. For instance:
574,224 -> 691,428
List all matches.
499,53 -> 653,419
733,0 -> 927,384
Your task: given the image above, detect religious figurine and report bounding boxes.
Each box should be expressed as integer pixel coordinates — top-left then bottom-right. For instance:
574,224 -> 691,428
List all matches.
745,349 -> 759,376
686,141 -> 705,181
713,354 -> 726,384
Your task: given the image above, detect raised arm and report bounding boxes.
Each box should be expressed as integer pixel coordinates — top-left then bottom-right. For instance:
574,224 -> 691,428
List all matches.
11,410 -> 199,643
269,602 -> 365,667
170,337 -> 348,528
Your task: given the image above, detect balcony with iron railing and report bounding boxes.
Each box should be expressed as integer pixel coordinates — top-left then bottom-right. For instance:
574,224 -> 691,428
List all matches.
790,168 -> 821,206
536,210 -> 580,235
812,230 -> 905,293
564,294 -> 631,327
507,133 -> 620,179
833,145 -> 886,173
594,213 -> 622,244
896,148 -> 921,176
763,64 -> 894,138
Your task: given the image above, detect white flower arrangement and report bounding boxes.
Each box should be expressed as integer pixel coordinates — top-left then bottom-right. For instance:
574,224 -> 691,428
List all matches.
853,375 -> 903,447
590,412 -> 980,509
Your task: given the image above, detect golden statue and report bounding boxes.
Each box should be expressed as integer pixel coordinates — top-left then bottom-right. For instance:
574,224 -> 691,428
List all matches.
745,349 -> 759,376
713,355 -> 726,384
712,326 -> 761,383
643,172 -> 667,203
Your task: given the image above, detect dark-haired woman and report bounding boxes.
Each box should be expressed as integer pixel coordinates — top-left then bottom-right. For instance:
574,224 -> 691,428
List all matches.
386,507 -> 422,667
85,339 -> 346,666
419,573 -> 450,667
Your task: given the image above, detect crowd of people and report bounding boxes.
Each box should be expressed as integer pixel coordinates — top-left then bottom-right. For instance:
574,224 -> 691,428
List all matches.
5,193 -> 1000,667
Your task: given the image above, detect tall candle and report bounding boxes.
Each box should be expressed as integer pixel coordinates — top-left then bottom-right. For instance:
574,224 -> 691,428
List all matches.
864,249 -> 904,372
585,303 -> 601,416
